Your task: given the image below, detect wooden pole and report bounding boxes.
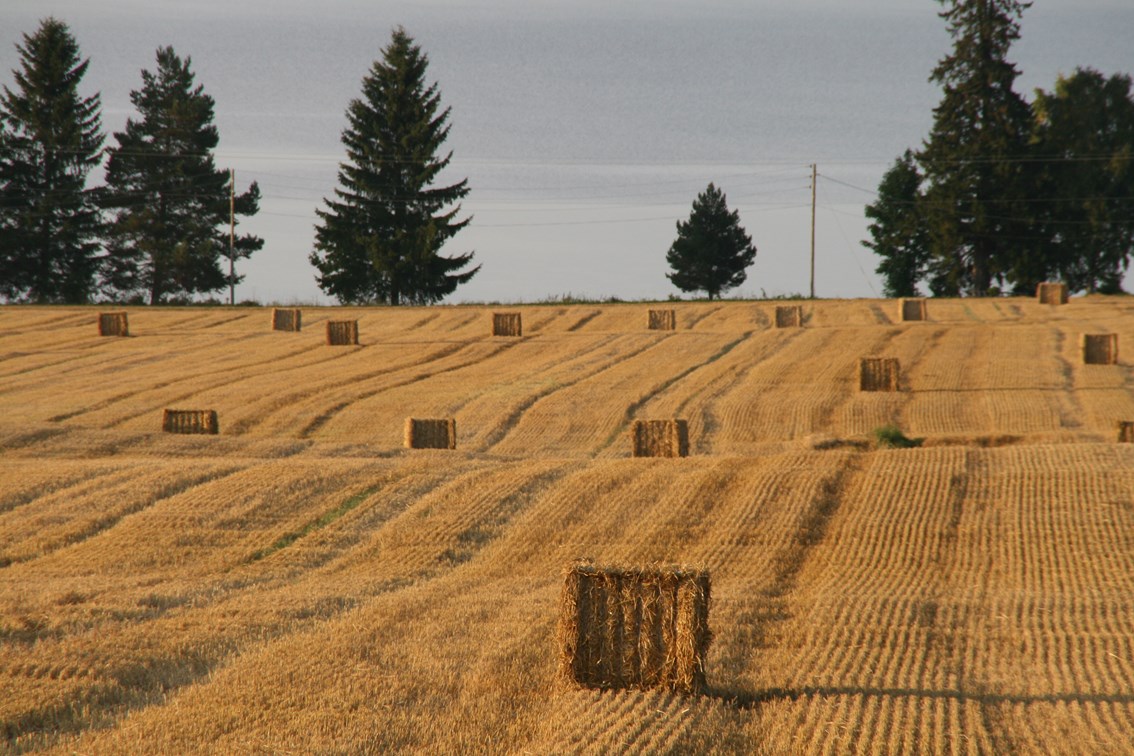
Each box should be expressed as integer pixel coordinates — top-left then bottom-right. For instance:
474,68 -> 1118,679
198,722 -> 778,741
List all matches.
810,163 -> 816,299
229,168 -> 235,306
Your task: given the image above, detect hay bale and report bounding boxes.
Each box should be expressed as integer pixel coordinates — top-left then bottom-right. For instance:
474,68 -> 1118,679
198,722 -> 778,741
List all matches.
774,305 -> 803,328
630,419 -> 689,458
492,312 -> 522,337
558,561 -> 711,694
162,409 -> 219,435
271,308 -> 302,332
1037,282 -> 1068,305
326,319 -> 359,345
404,418 -> 457,450
98,312 -> 129,337
899,298 -> 927,322
859,357 -> 901,392
1082,333 -> 1118,365
1118,422 -> 1134,443
648,309 -> 676,331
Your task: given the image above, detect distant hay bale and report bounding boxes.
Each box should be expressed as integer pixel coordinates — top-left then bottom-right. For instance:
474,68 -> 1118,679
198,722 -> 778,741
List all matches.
1118,421 -> 1134,443
859,357 -> 900,392
1082,333 -> 1118,365
271,308 -> 301,332
899,298 -> 927,322
648,309 -> 676,331
630,419 -> 689,458
558,561 -> 711,694
492,312 -> 522,337
326,319 -> 359,345
1037,282 -> 1068,305
98,312 -> 129,337
774,305 -> 803,328
162,409 -> 219,435
404,417 -> 457,450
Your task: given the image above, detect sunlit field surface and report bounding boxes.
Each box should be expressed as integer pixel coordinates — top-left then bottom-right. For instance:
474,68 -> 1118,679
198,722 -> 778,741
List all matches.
4,299 -> 1134,753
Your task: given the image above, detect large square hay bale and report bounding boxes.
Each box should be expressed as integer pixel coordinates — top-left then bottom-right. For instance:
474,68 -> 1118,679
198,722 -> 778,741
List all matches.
1082,333 -> 1118,365
774,305 -> 803,328
492,312 -> 522,337
162,409 -> 219,435
631,419 -> 689,458
648,309 -> 676,331
899,298 -> 927,322
272,308 -> 302,332
1037,282 -> 1068,305
404,417 -> 457,450
558,561 -> 711,694
1118,421 -> 1134,443
98,312 -> 129,337
859,357 -> 901,392
326,319 -> 359,345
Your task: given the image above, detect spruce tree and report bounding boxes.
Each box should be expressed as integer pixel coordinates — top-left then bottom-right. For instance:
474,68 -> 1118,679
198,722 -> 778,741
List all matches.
919,0 -> 1034,296
666,183 -> 757,300
0,18 -> 103,303
863,151 -> 931,298
1031,69 -> 1134,293
101,47 -> 261,304
310,27 -> 478,305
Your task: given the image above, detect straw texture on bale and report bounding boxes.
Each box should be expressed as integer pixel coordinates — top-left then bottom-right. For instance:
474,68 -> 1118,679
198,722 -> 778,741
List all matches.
859,357 -> 901,392
326,320 -> 359,345
271,308 -> 302,332
492,312 -> 522,337
1037,282 -> 1069,305
631,419 -> 689,458
98,312 -> 129,337
404,418 -> 457,450
558,561 -> 711,694
648,309 -> 677,331
162,409 -> 219,435
899,298 -> 927,322
774,305 -> 803,328
1082,333 -> 1118,365
1118,421 -> 1134,443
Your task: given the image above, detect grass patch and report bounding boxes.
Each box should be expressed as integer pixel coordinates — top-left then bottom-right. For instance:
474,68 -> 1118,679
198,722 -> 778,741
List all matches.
248,485 -> 381,562
872,425 -> 924,449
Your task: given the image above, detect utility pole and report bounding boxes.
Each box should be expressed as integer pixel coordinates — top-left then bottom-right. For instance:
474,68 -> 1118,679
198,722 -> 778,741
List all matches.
229,168 -> 235,306
810,163 -> 817,299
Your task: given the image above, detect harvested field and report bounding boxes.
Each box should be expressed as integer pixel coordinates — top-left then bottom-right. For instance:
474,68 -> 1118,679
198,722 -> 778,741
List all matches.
3,299 -> 1134,752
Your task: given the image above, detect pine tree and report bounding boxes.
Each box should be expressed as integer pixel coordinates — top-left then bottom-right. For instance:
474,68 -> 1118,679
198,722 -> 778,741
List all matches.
310,27 -> 478,305
666,183 -> 757,300
919,0 -> 1034,296
863,151 -> 931,298
1031,68 -> 1134,294
0,18 -> 103,303
101,46 -> 261,305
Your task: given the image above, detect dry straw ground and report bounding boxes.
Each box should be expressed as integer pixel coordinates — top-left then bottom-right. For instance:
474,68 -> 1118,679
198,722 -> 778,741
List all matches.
3,298 -> 1134,752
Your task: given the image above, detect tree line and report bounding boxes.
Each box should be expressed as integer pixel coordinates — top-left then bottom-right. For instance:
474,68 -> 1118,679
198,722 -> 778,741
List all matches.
865,0 -> 1134,298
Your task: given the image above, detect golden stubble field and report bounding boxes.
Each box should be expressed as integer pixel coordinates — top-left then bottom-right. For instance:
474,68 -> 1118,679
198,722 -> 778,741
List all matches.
3,298 -> 1134,753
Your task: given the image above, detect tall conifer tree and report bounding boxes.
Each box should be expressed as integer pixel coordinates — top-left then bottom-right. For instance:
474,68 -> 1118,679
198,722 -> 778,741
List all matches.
919,0 -> 1034,296
1031,69 -> 1134,293
864,151 -> 931,298
101,47 -> 261,304
0,18 -> 103,303
310,27 -> 478,305
666,183 -> 757,300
